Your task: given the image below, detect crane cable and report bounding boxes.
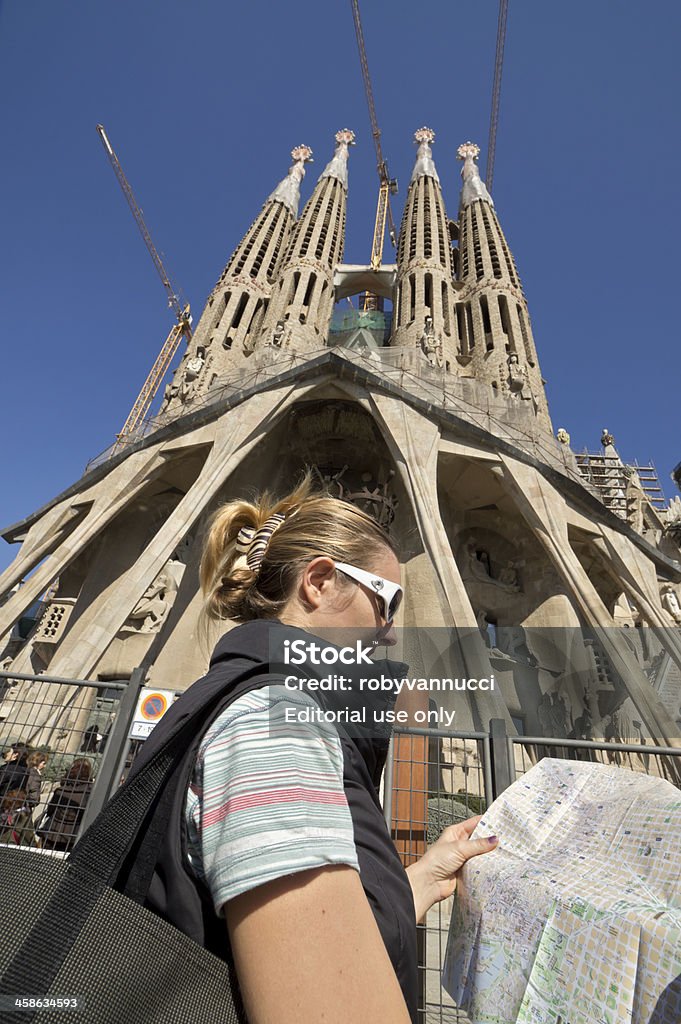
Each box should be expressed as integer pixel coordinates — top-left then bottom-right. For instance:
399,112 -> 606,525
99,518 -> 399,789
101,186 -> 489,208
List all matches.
350,0 -> 397,254
96,124 -> 189,329
485,0 -> 509,193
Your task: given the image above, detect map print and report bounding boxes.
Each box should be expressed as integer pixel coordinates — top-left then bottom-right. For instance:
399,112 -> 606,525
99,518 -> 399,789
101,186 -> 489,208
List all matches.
443,758 -> 681,1023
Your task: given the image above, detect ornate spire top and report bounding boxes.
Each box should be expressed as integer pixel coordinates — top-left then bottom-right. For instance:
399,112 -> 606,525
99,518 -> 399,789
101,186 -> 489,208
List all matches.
267,144 -> 314,217
320,129 -> 356,189
411,126 -> 440,183
457,141 -> 494,208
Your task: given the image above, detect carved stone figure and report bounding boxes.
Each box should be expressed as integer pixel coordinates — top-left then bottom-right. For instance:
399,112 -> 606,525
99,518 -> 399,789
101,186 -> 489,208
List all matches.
161,379 -> 180,409
123,565 -> 180,634
601,428 -> 615,448
160,347 -> 206,408
604,703 -> 635,765
538,691 -> 553,735
507,354 -> 536,407
465,541 -> 520,593
179,348 -> 206,403
661,584 -> 681,624
419,315 -> 443,368
498,561 -> 520,590
663,496 -> 681,544
476,608 -> 491,645
630,720 -> 651,771
468,542 -> 493,581
556,428 -> 570,445
271,320 -> 286,348
614,705 -> 632,742
550,692 -> 571,738
623,465 -> 646,534
572,700 -> 593,741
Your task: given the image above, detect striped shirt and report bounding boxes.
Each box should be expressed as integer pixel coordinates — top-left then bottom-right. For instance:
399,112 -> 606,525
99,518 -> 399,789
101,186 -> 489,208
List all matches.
184,685 -> 359,916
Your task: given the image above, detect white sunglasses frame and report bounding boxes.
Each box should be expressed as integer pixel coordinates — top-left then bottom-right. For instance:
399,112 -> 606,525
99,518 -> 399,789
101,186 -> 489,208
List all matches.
334,561 -> 403,623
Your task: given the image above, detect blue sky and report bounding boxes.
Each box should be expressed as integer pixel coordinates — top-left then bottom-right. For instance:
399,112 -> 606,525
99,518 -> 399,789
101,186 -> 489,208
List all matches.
1,0 -> 679,576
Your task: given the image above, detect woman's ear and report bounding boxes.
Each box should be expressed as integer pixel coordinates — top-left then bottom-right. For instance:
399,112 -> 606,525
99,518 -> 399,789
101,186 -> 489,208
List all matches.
298,556 -> 337,611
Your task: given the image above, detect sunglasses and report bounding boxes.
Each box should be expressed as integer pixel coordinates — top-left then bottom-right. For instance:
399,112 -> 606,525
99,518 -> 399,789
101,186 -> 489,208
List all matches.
334,562 -> 404,624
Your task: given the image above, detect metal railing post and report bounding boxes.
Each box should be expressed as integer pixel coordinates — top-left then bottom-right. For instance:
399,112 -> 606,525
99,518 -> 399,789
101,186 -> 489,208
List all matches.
77,667 -> 147,836
489,718 -> 514,797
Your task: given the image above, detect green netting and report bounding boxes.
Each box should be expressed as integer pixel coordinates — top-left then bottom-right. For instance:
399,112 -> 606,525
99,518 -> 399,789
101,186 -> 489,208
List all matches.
328,309 -> 393,349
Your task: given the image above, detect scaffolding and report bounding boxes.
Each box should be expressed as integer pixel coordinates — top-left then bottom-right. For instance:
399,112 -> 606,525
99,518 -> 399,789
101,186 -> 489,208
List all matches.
575,452 -> 666,518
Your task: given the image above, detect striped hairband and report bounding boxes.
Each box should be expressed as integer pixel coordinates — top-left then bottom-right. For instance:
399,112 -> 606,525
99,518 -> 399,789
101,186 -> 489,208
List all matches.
235,513 -> 287,573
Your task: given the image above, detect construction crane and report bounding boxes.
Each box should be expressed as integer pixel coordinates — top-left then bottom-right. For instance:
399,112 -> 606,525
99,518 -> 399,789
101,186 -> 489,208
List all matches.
96,124 -> 192,447
485,0 -> 509,193
350,0 -> 397,309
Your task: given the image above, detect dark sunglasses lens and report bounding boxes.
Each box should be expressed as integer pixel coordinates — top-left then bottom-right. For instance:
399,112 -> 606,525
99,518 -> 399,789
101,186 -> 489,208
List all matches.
388,590 -> 403,621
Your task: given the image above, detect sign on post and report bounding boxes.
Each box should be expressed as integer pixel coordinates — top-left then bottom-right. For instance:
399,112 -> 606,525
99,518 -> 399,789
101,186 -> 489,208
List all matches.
129,688 -> 177,740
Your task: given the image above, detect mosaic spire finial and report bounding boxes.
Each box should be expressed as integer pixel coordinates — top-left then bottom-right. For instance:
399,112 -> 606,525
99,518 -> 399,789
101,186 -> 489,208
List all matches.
320,129 -> 356,189
457,141 -> 494,207
267,144 -> 314,217
411,126 -> 440,183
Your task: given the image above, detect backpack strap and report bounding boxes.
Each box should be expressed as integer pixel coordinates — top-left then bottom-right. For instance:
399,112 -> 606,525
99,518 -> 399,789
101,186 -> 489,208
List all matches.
67,670 -> 286,896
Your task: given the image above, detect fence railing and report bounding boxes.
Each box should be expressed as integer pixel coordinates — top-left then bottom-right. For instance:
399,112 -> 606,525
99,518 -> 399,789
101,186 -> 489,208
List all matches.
0,668 -> 148,852
3,676 -> 680,1023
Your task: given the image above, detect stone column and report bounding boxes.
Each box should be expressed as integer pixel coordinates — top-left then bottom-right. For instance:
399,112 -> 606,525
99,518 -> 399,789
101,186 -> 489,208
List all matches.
499,453 -> 680,744
0,447 -> 162,651
369,390 -> 513,731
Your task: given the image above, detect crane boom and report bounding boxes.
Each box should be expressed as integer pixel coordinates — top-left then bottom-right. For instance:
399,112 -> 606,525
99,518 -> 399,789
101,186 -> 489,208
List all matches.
96,123 -> 192,450
112,313 -> 189,450
485,0 -> 509,192
96,124 -> 187,327
350,0 -> 397,272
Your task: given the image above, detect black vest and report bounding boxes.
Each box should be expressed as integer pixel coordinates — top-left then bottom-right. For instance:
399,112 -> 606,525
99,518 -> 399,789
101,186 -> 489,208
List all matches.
123,619 -> 418,1022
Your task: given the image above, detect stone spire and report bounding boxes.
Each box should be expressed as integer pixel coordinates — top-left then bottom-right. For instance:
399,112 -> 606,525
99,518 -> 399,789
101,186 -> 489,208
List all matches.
390,128 -> 455,365
159,144 -> 313,411
254,130 -> 355,356
453,141 -> 552,430
267,145 -> 315,217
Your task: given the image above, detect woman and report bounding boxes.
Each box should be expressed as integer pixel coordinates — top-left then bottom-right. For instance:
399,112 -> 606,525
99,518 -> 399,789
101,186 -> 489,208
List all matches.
132,475 -> 498,1023
37,758 -> 93,853
21,750 -> 49,846
0,742 -> 30,800
25,750 -> 48,810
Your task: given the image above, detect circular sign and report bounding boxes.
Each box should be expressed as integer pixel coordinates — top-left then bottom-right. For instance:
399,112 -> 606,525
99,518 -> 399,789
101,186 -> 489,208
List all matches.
140,692 -> 168,721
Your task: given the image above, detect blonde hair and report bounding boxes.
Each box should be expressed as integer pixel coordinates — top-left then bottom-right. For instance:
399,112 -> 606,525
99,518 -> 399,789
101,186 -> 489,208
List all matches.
198,471 -> 397,649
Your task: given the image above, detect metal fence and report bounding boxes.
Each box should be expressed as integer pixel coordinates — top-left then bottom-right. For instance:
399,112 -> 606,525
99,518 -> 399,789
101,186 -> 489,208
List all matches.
383,727 -> 493,1023
384,722 -> 681,1024
3,674 -> 681,1022
0,667 -> 153,851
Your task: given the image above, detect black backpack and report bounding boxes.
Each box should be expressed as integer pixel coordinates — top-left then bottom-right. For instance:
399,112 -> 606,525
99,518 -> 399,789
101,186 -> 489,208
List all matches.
0,671 -> 285,1022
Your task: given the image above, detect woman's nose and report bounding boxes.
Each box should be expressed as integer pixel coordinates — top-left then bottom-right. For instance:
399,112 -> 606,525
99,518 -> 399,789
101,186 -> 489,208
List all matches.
376,623 -> 397,647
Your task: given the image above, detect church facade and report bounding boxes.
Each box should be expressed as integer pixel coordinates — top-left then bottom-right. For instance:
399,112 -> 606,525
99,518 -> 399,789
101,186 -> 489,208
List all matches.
1,128 -> 680,754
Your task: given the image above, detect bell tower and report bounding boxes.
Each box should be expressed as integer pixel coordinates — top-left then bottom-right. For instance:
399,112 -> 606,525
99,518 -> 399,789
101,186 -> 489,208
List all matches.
390,128 -> 456,367
454,142 -> 551,428
255,130 -> 355,355
160,143 -> 313,409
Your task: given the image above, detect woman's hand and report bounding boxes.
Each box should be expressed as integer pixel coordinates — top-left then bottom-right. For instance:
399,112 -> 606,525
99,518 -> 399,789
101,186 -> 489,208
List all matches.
406,815 -> 498,922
